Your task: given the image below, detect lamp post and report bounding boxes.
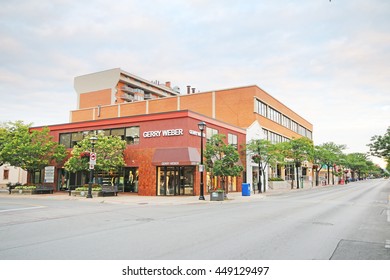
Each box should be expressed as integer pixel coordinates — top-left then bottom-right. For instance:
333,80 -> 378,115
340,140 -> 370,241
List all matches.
198,121 -> 206,200
87,136 -> 98,199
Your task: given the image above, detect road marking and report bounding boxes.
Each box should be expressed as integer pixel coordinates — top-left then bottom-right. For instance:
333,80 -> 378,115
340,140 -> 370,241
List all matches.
0,206 -> 46,213
386,240 -> 390,249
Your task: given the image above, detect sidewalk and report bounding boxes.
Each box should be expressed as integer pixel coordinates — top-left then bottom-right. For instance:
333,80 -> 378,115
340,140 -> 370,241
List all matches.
0,183 -> 348,206
0,189 -> 267,205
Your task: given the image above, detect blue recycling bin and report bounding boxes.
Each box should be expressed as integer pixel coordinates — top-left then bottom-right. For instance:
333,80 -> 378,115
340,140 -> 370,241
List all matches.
242,183 -> 251,196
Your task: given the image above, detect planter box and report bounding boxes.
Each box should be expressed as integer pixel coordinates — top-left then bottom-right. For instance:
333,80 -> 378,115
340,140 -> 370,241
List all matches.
210,191 -> 224,201
70,190 -> 103,197
268,181 -> 290,190
11,189 -> 35,195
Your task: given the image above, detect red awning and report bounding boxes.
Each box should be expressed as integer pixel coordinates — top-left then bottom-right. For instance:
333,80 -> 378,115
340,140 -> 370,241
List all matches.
152,147 -> 200,166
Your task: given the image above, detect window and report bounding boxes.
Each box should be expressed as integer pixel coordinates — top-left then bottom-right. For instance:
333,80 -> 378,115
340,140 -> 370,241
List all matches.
255,99 -> 268,117
291,121 -> 298,133
268,107 -> 281,124
298,125 -> 306,137
228,133 -> 238,148
110,128 -> 125,139
206,127 -> 218,140
71,132 -> 83,147
262,129 -> 269,140
282,115 -> 291,128
59,133 -> 71,148
3,169 -> 9,180
125,126 -> 140,144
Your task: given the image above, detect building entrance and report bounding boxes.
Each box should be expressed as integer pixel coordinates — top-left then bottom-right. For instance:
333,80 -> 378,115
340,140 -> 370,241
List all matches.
157,166 -> 195,196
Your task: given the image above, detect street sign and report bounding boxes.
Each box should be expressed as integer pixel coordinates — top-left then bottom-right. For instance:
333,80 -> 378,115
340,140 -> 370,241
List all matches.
89,152 -> 96,165
89,164 -> 95,170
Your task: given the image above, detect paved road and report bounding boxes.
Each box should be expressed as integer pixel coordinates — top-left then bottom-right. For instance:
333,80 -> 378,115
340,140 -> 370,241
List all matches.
0,179 -> 389,259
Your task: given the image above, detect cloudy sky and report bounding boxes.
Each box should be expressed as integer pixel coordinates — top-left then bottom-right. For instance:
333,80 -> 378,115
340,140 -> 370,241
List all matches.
1,0 -> 389,163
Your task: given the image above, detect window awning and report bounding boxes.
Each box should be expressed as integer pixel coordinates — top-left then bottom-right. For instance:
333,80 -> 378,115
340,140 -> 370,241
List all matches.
152,147 -> 200,166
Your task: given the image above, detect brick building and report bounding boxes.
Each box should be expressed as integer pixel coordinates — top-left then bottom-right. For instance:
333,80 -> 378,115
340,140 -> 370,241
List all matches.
69,68 -> 313,191
32,110 -> 246,196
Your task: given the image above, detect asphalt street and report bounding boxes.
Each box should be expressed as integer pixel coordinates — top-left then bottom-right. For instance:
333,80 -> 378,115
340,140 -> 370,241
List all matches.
0,179 -> 389,260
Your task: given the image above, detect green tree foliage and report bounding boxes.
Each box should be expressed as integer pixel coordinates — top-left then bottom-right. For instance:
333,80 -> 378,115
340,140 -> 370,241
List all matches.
204,134 -> 243,193
344,153 -> 376,180
276,137 -> 314,189
64,133 -> 126,174
368,127 -> 390,164
0,121 -> 67,175
245,139 -> 281,192
315,142 -> 346,185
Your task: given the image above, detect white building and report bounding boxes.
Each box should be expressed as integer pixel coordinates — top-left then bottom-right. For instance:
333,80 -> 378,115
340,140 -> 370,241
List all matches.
0,164 -> 27,188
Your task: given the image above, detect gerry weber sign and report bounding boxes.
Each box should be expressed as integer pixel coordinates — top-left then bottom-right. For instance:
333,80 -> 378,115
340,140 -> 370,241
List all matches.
143,128 -> 184,138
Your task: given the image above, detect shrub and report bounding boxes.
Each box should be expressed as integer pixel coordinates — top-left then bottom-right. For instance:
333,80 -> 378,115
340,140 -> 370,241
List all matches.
15,186 -> 37,190
75,186 -> 102,192
268,177 -> 284,181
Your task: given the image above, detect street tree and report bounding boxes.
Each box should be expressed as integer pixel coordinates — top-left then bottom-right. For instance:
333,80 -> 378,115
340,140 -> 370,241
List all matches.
317,142 -> 346,185
277,137 -> 314,189
345,153 -> 370,180
245,139 -> 281,193
64,133 -> 126,179
0,121 -> 67,183
204,134 -> 243,195
368,126 -> 390,165
313,145 -> 328,186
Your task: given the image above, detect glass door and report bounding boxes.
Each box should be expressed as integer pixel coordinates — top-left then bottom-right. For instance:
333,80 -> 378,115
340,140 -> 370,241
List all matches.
157,166 -> 195,196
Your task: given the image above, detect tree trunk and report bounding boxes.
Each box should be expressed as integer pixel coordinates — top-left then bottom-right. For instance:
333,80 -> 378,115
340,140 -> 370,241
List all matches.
327,165 -> 330,185
332,166 -> 335,185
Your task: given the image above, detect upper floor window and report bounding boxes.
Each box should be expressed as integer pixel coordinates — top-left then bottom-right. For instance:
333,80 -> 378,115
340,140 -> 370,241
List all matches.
255,99 -> 268,117
206,127 -> 218,140
59,126 -> 140,147
228,133 -> 238,148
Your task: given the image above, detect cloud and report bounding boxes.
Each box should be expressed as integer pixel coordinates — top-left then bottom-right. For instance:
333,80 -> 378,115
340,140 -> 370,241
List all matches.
0,0 -> 389,156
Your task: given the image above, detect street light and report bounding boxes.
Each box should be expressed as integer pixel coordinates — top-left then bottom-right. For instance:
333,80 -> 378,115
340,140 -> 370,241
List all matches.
87,135 -> 98,199
198,121 -> 206,200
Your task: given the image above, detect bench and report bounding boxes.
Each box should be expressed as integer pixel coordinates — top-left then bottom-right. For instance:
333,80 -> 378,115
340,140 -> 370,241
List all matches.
34,186 -> 54,194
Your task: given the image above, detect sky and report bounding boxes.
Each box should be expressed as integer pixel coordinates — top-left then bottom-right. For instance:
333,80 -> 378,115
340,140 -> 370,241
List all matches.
0,0 -> 389,165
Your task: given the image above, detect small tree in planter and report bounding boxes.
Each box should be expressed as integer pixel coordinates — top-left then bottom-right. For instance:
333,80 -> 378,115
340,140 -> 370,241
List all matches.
205,134 -> 243,199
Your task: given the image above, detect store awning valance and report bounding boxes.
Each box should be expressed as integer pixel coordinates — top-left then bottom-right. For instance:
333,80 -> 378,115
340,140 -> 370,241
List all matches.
152,147 -> 200,166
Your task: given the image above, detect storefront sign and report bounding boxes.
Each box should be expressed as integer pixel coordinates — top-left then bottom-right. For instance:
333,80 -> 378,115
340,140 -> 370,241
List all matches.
44,166 -> 55,183
189,130 -> 205,137
161,161 -> 180,166
143,128 -> 184,138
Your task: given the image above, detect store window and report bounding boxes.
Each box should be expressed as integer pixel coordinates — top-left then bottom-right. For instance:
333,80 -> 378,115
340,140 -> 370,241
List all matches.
71,132 -> 83,147
125,127 -> 140,145
59,133 -> 71,148
157,166 -> 194,196
111,128 -> 125,139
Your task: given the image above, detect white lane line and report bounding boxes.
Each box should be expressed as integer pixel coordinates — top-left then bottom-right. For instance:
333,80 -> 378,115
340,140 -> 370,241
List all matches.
386,240 -> 390,249
0,206 -> 46,213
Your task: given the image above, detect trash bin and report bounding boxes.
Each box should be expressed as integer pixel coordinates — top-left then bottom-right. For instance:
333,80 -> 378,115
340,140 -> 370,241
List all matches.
242,183 -> 251,196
